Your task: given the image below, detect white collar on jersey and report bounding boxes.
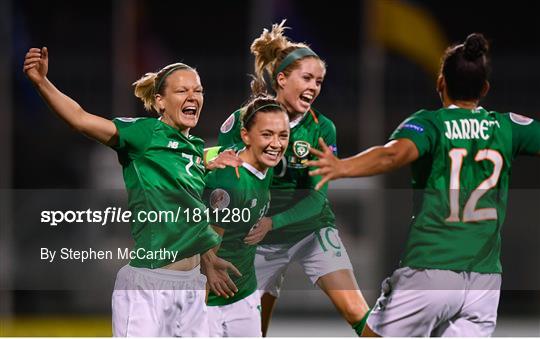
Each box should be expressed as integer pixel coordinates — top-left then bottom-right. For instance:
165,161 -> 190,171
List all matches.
290,111 -> 308,129
241,162 -> 268,180
237,148 -> 268,180
447,104 -> 484,113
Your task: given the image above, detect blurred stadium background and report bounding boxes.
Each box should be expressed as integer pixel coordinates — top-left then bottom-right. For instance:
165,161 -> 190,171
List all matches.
1,0 -> 539,336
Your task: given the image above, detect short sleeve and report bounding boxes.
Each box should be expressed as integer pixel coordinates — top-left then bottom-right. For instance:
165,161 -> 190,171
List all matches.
218,111 -> 243,147
307,115 -> 336,194
112,117 -> 155,160
319,116 -> 338,156
508,113 -> 540,156
390,112 -> 437,157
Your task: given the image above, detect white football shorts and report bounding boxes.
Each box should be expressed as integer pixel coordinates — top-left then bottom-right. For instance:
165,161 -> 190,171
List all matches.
255,226 -> 354,297
112,264 -> 209,337
367,267 -> 501,337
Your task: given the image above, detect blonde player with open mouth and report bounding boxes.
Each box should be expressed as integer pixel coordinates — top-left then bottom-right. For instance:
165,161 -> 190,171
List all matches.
218,21 -> 370,336
23,47 -> 241,336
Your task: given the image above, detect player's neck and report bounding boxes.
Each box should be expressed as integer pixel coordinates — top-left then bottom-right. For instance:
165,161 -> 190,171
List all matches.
276,94 -> 304,122
238,149 -> 266,173
160,115 -> 190,136
442,93 -> 479,110
445,100 -> 479,110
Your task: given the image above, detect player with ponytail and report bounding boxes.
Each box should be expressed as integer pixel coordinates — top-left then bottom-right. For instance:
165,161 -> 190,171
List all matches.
218,21 -> 370,336
23,48 -> 239,337
308,33 -> 540,336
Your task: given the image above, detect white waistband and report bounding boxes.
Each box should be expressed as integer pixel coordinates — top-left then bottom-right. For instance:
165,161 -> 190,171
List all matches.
125,264 -> 201,281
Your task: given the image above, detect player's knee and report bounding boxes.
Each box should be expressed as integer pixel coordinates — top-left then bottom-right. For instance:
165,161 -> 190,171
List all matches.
339,300 -> 369,324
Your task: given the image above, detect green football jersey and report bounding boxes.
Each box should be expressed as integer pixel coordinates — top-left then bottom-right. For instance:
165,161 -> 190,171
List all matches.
205,151 -> 272,306
391,106 -> 540,273
218,109 -> 337,244
112,117 -> 221,268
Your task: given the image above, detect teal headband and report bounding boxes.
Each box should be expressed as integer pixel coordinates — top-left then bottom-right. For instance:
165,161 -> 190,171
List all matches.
273,47 -> 318,81
244,103 -> 283,126
155,64 -> 189,94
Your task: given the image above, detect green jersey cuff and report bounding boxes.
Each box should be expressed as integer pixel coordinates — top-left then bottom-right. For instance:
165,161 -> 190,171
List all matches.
271,214 -> 287,230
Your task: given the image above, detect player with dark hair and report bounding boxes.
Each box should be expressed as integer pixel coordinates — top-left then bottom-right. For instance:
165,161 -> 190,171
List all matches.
203,95 -> 290,337
218,21 -> 370,336
23,47 -> 240,337
308,33 -> 540,336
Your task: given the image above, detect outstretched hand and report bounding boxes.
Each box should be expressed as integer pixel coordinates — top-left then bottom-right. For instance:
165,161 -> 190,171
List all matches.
306,137 -> 344,191
206,149 -> 243,170
23,47 -> 49,85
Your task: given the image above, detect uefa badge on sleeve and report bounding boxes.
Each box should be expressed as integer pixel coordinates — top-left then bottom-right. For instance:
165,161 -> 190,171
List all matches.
210,189 -> 230,210
220,113 -> 236,133
509,112 -> 534,126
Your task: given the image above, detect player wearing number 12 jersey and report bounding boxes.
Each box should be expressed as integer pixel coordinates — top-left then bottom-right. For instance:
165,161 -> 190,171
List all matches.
308,33 -> 540,337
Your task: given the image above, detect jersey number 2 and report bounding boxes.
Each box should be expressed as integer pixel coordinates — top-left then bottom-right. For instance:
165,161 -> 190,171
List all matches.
446,148 -> 503,223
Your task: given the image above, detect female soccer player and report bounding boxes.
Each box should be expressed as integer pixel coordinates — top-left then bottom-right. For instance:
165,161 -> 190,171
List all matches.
308,33 -> 540,336
218,21 -> 370,336
23,47 -> 240,337
203,95 -> 290,337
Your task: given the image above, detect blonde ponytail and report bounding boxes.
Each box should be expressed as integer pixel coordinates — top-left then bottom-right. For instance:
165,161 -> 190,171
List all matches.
133,72 -> 158,112
250,19 -> 315,93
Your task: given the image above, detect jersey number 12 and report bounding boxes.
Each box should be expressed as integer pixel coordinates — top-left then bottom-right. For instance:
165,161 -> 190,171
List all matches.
446,148 -> 503,223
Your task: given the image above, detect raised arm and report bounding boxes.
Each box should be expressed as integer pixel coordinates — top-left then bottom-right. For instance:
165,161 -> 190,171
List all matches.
307,138 -> 420,190
23,47 -> 118,146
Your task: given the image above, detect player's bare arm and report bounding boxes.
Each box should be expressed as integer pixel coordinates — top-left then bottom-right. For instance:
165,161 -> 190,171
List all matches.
23,47 -> 118,146
307,137 -> 420,190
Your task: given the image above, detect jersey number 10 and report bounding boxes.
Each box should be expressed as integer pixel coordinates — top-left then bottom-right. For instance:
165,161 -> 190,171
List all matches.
446,148 -> 503,223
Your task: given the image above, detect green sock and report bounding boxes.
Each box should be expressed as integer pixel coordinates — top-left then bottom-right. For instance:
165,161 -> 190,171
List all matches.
352,308 -> 372,337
